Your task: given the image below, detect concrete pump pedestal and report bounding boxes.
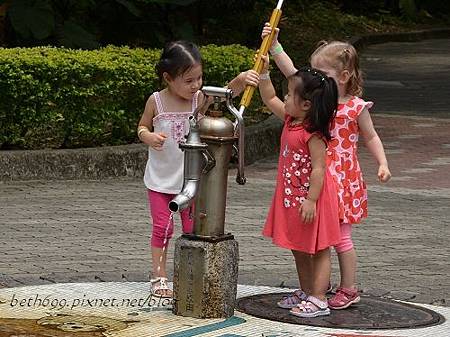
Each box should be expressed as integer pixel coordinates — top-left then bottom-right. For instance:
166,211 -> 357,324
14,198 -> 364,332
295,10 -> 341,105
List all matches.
172,235 -> 239,319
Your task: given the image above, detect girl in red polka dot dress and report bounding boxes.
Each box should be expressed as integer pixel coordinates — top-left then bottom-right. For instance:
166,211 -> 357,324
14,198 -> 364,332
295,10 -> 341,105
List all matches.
263,25 -> 392,310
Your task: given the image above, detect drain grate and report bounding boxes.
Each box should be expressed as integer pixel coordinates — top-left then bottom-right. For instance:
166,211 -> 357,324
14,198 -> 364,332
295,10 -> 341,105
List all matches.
236,293 -> 445,330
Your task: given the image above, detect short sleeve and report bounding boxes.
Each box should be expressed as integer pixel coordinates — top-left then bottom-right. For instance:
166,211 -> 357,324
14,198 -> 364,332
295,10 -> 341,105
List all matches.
355,97 -> 374,116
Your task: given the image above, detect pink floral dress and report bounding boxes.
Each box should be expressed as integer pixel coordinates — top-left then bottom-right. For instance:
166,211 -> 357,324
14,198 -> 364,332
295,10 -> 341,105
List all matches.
327,96 -> 374,224
263,116 -> 340,254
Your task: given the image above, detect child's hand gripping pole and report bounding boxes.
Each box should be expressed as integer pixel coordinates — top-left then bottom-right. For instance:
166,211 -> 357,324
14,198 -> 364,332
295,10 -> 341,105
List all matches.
231,0 -> 283,185
239,0 -> 283,111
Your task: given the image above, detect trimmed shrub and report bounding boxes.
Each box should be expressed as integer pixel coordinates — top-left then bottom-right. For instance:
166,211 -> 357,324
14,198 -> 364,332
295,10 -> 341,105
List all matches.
0,44 -> 256,149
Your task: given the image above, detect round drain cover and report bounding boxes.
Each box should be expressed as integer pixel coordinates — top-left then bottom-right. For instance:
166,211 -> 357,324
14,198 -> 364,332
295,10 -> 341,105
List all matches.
236,293 -> 445,330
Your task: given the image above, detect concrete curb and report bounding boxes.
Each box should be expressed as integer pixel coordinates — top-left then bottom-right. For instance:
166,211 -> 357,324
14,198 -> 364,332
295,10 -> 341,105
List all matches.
1,28 -> 449,181
0,115 -> 283,180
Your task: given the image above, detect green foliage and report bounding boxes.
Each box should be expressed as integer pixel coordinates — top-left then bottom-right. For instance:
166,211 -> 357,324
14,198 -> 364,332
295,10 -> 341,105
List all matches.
201,44 -> 253,85
0,44 -> 254,150
398,0 -> 417,20
137,0 -> 198,4
3,0 -> 143,49
339,0 -> 385,14
201,43 -> 265,120
3,0 -> 447,50
275,0 -> 420,68
8,0 -> 54,40
418,0 -> 450,16
1,0 -> 447,150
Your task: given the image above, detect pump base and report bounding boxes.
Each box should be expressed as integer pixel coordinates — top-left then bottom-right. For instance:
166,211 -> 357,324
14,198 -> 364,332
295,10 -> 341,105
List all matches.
181,233 -> 234,243
173,236 -> 239,318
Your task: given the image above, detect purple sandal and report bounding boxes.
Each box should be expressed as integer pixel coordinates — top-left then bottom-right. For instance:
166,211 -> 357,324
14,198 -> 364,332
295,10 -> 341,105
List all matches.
277,289 -> 308,309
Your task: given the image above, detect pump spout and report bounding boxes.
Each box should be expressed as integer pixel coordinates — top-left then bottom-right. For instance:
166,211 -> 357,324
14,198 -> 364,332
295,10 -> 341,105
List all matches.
169,180 -> 200,213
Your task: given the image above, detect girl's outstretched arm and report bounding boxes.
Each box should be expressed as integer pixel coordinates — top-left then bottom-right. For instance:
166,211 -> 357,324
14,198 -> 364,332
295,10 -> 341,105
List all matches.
227,70 -> 260,97
262,23 -> 297,78
195,70 -> 260,109
359,108 -> 392,182
258,55 -> 285,120
299,135 -> 326,224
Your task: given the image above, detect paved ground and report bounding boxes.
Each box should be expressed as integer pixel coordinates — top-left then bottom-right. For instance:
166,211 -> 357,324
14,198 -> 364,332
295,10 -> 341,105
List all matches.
1,39 -> 450,312
1,283 -> 449,336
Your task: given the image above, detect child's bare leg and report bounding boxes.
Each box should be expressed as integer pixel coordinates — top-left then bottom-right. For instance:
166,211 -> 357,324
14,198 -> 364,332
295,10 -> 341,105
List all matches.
152,246 -> 167,277
292,250 -> 313,295
310,248 -> 331,301
290,249 -> 331,317
151,246 -> 172,297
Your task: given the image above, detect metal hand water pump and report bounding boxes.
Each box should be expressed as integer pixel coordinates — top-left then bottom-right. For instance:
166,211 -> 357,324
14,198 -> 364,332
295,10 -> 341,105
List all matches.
169,0 -> 285,319
168,86 -> 244,238
169,86 -> 243,318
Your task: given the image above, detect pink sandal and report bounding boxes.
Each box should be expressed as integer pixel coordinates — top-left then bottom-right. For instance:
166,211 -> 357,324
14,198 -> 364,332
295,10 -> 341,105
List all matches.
277,289 -> 308,309
289,295 -> 330,318
328,287 -> 360,309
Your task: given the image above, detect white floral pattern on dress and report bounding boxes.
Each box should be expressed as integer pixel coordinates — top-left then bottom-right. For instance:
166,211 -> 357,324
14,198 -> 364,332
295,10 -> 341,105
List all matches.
282,147 -> 311,208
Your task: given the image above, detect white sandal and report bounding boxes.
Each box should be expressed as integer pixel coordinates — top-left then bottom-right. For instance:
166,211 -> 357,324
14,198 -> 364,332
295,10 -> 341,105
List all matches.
289,295 -> 330,318
150,277 -> 173,298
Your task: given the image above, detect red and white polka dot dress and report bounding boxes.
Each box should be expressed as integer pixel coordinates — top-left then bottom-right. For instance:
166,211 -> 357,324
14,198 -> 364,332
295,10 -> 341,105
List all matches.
327,96 -> 374,224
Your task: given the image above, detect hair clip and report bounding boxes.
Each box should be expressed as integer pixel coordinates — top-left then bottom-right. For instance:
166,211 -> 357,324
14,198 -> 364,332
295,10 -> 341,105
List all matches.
301,67 -> 326,82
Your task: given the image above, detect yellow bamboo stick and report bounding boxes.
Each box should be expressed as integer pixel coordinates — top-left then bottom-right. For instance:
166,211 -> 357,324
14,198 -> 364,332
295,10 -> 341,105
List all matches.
239,5 -> 283,109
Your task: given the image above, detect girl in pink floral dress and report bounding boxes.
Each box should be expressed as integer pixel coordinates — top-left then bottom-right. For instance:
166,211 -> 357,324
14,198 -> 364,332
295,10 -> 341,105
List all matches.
310,42 -> 391,309
258,55 -> 340,318
262,23 -> 392,310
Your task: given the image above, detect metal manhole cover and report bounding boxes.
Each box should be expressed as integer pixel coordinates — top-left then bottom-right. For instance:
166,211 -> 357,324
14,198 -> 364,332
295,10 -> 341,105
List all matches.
236,293 -> 445,330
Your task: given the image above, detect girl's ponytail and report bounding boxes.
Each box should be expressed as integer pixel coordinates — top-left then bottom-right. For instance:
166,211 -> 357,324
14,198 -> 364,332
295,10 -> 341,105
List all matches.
309,75 -> 338,140
290,68 -> 338,140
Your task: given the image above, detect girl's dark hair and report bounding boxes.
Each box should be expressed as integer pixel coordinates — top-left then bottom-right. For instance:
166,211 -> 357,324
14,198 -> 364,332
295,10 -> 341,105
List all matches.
289,67 -> 338,140
155,40 -> 202,83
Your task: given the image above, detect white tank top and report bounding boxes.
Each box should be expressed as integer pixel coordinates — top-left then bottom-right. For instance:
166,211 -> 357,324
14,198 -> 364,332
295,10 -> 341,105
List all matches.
144,91 -> 200,194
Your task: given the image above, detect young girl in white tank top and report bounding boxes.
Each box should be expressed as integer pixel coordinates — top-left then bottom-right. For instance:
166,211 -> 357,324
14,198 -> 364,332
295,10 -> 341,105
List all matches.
137,40 -> 259,297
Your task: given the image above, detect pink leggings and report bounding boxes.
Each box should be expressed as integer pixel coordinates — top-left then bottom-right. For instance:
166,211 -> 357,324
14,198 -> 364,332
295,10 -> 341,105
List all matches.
148,190 -> 193,248
334,222 -> 354,253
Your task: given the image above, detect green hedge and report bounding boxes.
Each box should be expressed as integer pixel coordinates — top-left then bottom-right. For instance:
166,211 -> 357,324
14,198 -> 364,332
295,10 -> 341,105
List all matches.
0,44 -> 256,150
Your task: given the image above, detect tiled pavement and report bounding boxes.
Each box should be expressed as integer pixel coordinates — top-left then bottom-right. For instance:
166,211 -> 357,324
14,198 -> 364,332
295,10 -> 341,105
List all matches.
0,39 -> 450,336
0,282 -> 449,336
